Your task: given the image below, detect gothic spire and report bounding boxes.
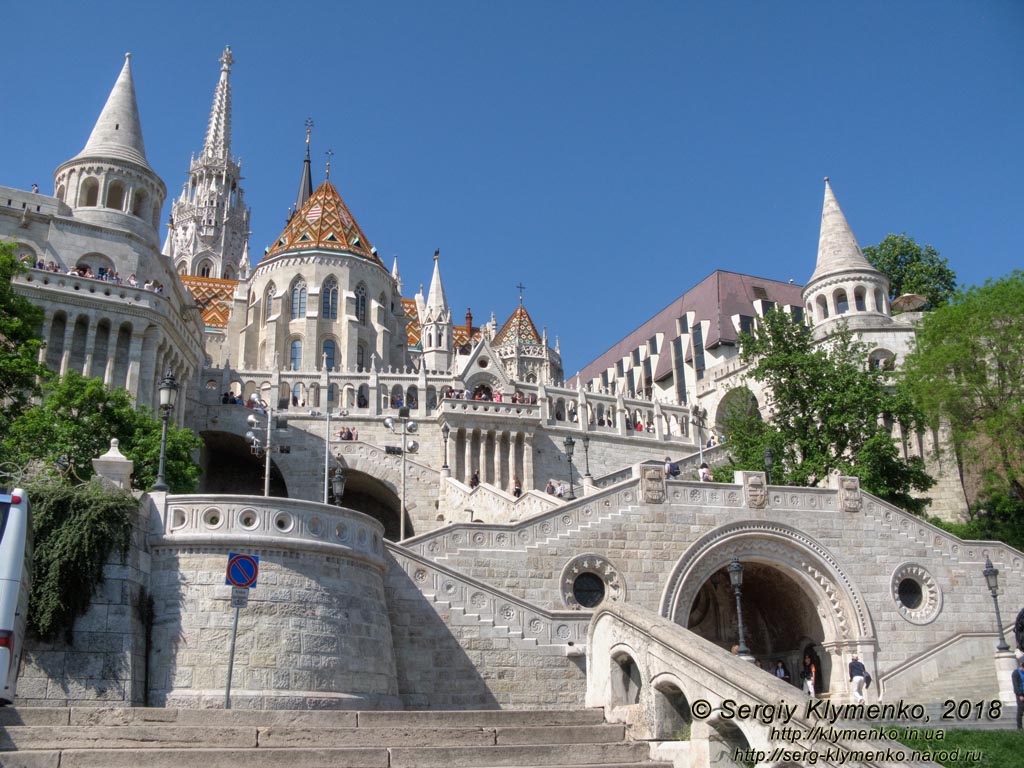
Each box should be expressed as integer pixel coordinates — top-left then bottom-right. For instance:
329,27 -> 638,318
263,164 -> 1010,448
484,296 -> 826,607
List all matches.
201,46 -> 234,160
391,255 -> 403,294
295,119 -> 314,213
73,53 -> 151,170
424,249 -> 449,322
808,177 -> 876,283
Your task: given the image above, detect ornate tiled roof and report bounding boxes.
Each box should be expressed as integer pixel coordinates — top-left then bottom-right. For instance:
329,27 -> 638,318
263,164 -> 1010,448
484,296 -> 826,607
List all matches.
264,181 -> 380,265
493,304 -> 541,348
181,275 -> 237,329
402,298 -> 421,349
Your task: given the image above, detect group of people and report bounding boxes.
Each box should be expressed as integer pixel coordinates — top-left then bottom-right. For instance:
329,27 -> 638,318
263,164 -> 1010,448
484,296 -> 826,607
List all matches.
337,426 -> 358,441
27,256 -> 164,294
544,480 -> 566,497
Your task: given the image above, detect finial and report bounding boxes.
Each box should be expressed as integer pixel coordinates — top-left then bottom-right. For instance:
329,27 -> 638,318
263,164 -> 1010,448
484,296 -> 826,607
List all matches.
305,118 -> 314,145
125,52 -> 132,60
516,282 -> 526,305
823,176 -> 830,183
434,248 -> 440,261
325,148 -> 334,180
220,46 -> 234,71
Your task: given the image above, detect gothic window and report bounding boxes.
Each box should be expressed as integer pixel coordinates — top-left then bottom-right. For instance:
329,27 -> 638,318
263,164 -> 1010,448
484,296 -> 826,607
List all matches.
322,278 -> 338,319
291,280 -> 307,319
289,338 -> 302,370
357,344 -> 366,370
224,268 -> 233,280
176,261 -> 188,275
378,292 -> 386,324
264,283 -> 277,323
355,283 -> 367,325
56,185 -> 66,203
322,339 -> 336,370
198,260 -> 213,278
246,290 -> 255,325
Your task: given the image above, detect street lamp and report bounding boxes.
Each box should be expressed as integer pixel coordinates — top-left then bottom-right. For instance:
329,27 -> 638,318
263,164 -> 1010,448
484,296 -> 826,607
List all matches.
441,422 -> 451,470
152,371 -> 178,492
582,434 -> 592,478
384,406 -> 418,540
728,557 -> 750,656
563,435 -> 576,500
331,467 -> 346,504
247,404 -> 273,497
983,557 -> 1011,652
763,446 -> 773,484
692,406 -> 706,465
323,397 -> 348,504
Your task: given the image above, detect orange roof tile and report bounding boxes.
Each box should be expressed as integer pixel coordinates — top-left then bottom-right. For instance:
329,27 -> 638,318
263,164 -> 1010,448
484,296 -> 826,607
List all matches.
493,304 -> 541,347
181,275 -> 237,329
264,180 -> 381,266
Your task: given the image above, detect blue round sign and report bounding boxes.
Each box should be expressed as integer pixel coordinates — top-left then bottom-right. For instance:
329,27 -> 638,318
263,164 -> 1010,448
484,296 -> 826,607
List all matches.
226,553 -> 259,588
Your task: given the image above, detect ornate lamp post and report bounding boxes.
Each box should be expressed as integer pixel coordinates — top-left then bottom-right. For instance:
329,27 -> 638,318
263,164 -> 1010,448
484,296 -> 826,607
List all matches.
331,467 -> 346,504
983,557 -> 1011,652
763,446 -> 773,484
441,422 -> 451,470
323,401 -> 348,503
385,406 -> 418,540
728,557 -> 750,656
563,435 -> 576,500
581,434 -> 592,478
152,371 -> 178,492
247,403 -> 273,497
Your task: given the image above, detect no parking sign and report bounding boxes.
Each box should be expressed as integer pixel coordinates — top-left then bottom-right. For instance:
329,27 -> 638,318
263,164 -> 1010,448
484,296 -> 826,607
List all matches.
225,552 -> 259,588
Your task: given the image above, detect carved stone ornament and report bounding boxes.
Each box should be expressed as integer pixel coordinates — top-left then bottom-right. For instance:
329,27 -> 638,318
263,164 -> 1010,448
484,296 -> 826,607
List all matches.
642,466 -> 666,504
744,472 -> 768,509
839,475 -> 862,513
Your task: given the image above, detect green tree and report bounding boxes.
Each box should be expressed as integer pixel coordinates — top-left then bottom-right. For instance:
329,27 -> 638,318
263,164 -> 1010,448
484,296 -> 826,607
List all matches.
901,272 -> 1024,503
0,241 -> 49,427
720,309 -> 933,513
862,233 -> 957,309
1,371 -> 202,492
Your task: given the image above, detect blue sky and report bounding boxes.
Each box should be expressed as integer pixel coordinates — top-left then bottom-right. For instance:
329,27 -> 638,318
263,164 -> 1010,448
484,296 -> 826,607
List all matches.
3,1 -> 1021,375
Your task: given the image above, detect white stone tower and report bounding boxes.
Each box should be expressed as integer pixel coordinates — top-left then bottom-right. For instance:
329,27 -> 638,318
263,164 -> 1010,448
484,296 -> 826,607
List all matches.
802,178 -> 891,337
53,53 -> 166,248
164,46 -> 251,280
419,249 -> 453,372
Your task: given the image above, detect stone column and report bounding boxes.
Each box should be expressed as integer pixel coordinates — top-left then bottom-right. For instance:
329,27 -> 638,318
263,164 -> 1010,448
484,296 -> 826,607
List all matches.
124,331 -> 147,400
463,429 -> 473,484
59,316 -> 75,376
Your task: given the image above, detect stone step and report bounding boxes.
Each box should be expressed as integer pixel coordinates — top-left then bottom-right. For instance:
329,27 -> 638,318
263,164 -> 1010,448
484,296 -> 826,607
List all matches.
0,706 -> 606,728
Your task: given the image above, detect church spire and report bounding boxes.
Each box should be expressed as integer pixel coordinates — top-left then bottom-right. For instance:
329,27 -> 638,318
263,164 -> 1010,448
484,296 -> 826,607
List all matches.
295,119 -> 314,214
808,177 -> 875,283
424,249 -> 450,322
73,53 -> 151,170
201,46 -> 234,160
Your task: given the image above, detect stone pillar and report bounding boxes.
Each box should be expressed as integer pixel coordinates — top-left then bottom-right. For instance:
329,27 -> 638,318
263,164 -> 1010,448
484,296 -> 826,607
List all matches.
81,321 -> 99,379
523,432 -> 534,490
995,651 -> 1018,704
124,331 -> 146,400
59,316 -> 75,376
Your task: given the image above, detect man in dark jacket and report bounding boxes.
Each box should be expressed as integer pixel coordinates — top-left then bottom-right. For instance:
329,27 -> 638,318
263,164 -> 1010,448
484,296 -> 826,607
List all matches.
1013,657 -> 1024,731
849,654 -> 868,703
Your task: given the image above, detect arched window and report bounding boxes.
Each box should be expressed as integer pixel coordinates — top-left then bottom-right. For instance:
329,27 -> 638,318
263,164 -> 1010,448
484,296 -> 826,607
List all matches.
106,181 -> 126,210
132,189 -> 149,218
355,282 -> 367,325
176,261 -> 188,275
322,339 -> 336,370
291,280 -> 307,319
357,344 -> 366,369
224,268 -> 233,280
874,288 -> 886,314
816,295 -> 829,320
854,286 -> 867,311
198,260 -> 213,278
322,278 -> 338,319
56,184 -> 66,203
289,338 -> 302,370
834,289 -> 849,314
264,283 -> 277,323
80,178 -> 99,207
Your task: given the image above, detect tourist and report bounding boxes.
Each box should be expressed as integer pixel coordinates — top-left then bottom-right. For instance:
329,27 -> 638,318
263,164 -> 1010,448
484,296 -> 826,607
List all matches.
470,471 -> 480,489
699,463 -> 712,482
848,654 -> 867,703
513,475 -> 521,497
1012,658 -> 1024,730
801,655 -> 817,698
545,480 -> 555,495
556,481 -> 565,498
774,660 -> 790,683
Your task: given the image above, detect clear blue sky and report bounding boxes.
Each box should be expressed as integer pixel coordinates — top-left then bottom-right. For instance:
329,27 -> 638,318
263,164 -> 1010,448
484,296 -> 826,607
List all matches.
3,1 -> 1021,375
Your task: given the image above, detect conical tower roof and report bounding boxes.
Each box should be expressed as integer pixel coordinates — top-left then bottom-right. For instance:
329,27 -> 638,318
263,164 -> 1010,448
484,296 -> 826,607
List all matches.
265,180 -> 380,265
201,47 -> 234,159
808,178 -> 875,283
423,249 -> 449,321
71,53 -> 152,170
494,304 -> 542,348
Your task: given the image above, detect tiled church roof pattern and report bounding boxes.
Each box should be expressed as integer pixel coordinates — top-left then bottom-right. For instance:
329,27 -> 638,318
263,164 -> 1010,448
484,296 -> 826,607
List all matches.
181,275 -> 237,329
264,181 -> 381,266
493,304 -> 541,347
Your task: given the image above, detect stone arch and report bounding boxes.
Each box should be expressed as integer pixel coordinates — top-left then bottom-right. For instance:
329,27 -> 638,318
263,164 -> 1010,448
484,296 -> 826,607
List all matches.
833,287 -> 849,314
660,520 -> 875,694
131,187 -> 149,219
106,180 -> 126,210
609,645 -> 644,707
815,294 -> 829,321
79,177 -> 99,207
331,462 -> 406,541
715,386 -> 760,437
868,347 -> 895,371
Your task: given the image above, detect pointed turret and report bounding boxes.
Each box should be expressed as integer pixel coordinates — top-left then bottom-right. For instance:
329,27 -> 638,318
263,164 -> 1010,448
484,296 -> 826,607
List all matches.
424,249 -> 450,323
201,46 -> 234,160
295,122 -> 314,214
808,178 -> 875,283
391,256 -> 403,294
802,178 -> 891,333
72,53 -> 152,170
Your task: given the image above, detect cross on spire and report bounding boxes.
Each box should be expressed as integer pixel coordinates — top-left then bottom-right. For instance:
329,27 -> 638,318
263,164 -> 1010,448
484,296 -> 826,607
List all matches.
305,118 -> 314,145
516,282 -> 526,305
325,148 -> 334,180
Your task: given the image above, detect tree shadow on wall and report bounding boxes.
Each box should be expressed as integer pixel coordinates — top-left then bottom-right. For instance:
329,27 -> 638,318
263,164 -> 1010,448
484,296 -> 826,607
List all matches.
384,556 -> 500,710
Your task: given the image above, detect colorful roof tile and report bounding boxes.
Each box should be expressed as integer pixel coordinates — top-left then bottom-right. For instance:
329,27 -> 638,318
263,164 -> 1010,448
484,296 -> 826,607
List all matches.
264,180 -> 380,265
181,275 -> 237,330
493,304 -> 541,348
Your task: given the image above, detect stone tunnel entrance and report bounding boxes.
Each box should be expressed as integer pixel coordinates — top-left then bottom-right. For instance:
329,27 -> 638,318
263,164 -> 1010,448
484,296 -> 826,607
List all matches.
198,430 -> 288,497
685,562 -> 830,695
336,468 -> 408,542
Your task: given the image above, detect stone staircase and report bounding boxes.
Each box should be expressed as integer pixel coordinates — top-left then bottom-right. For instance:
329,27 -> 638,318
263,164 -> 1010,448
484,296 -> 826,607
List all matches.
0,707 -> 668,768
